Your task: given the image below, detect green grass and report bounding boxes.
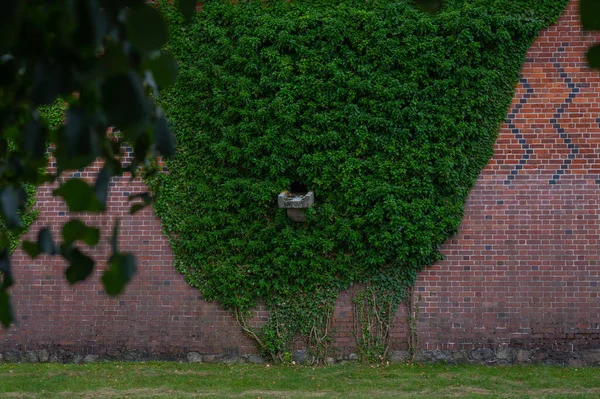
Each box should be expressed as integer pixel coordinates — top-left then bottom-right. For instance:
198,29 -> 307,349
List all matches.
0,362 -> 598,398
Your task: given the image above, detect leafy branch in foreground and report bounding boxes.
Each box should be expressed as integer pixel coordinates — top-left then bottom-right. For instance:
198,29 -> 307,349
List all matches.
0,0 -> 196,327
580,0 -> 600,68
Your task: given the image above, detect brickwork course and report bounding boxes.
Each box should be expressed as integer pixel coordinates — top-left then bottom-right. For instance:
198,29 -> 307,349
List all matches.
1,0 -> 600,358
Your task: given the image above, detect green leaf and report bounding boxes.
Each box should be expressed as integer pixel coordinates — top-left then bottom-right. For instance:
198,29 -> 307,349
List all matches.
98,0 -> 144,11
62,220 -> 85,245
102,73 -> 150,130
31,61 -> 62,106
587,44 -> 600,69
126,6 -> 168,53
0,233 -> 9,251
115,253 -> 137,281
146,51 -> 178,89
581,0 -> 600,30
0,250 -> 13,289
1,187 -> 22,229
101,269 -> 123,296
178,0 -> 197,22
64,248 -> 95,284
0,2 -> 22,52
53,179 -> 103,212
129,203 -> 145,215
38,228 -> 56,255
128,192 -> 153,215
61,106 -> 96,170
0,57 -> 16,88
100,43 -> 129,75
3,125 -> 19,143
111,218 -> 119,254
94,167 -> 111,209
23,118 -> 47,160
22,241 -> 41,258
102,253 -> 137,296
132,134 -> 151,164
74,0 -> 104,48
0,290 -> 14,328
62,219 -> 100,246
84,228 -> 100,247
154,113 -> 175,157
103,221 -> 136,295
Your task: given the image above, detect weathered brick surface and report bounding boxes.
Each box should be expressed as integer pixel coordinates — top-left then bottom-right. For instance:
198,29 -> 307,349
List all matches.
1,0 -> 599,357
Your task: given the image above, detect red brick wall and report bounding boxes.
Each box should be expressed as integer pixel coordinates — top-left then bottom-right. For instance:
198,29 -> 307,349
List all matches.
2,152 -> 262,356
414,1 -> 600,352
1,0 -> 599,357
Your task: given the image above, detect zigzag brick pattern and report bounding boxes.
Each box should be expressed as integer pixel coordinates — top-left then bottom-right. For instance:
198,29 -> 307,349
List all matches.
414,1 -> 600,352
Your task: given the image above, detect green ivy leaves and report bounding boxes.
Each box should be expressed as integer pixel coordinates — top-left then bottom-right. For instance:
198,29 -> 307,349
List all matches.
156,0 -> 568,358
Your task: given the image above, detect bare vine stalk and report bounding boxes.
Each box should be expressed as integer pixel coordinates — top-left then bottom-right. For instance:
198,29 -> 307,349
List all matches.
233,307 -> 266,353
404,286 -> 420,361
301,302 -> 334,364
235,303 -> 334,364
352,284 -> 397,362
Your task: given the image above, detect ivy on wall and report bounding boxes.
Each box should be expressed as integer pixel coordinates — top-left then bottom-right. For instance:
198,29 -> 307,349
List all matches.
155,0 -> 568,361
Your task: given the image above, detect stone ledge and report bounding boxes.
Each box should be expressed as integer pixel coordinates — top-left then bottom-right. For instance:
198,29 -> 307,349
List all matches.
277,191 -> 315,209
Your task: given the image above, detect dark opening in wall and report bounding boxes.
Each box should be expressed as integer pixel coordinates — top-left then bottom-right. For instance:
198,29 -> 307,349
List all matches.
290,181 -> 308,195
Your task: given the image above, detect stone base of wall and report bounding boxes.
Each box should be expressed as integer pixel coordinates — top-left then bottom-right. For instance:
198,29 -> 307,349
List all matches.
390,348 -> 600,367
3,347 -> 600,366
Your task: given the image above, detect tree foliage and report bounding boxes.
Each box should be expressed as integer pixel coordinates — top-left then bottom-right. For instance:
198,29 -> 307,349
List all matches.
581,0 -> 600,68
154,0 -> 568,360
0,1 -> 197,327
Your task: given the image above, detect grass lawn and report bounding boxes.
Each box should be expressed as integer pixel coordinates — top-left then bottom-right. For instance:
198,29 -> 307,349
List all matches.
0,362 -> 599,398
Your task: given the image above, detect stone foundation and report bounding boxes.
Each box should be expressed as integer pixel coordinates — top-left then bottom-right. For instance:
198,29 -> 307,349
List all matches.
3,347 -> 600,366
